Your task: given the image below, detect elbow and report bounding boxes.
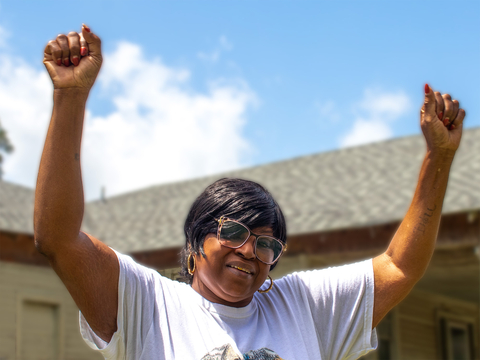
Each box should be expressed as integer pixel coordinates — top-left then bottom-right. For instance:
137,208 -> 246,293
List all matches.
380,253 -> 425,290
34,233 -> 51,257
34,226 -> 82,259
33,224 -> 58,258
33,214 -> 48,255
33,217 -> 75,257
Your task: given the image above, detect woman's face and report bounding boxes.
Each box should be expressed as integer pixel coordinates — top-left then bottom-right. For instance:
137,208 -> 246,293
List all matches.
191,225 -> 274,307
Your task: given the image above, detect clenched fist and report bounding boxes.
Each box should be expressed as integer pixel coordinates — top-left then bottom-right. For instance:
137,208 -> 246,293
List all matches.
421,84 -> 465,154
43,24 -> 102,91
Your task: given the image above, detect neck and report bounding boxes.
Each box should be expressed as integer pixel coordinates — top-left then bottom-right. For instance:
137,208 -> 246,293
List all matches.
191,276 -> 254,308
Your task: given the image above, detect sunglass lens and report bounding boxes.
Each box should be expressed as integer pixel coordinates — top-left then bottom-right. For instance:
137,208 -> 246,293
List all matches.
255,237 -> 283,264
219,221 -> 250,247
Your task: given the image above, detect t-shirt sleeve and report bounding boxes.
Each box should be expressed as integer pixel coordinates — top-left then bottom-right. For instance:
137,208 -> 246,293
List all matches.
79,249 -> 166,360
278,259 -> 377,360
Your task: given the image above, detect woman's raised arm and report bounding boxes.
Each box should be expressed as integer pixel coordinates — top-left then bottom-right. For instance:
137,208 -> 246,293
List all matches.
372,85 -> 465,329
34,25 -> 119,342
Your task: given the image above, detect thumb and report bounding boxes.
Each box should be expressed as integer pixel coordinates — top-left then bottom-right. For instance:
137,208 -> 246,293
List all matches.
81,24 -> 102,58
423,84 -> 436,121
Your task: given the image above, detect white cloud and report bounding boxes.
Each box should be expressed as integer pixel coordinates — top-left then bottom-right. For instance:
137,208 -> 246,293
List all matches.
340,118 -> 393,147
339,89 -> 411,147
0,37 -> 256,200
83,41 -> 255,200
358,89 -> 411,119
0,53 -> 53,187
197,35 -> 233,63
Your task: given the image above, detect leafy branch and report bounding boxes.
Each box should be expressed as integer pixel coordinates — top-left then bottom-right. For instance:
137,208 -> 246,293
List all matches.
0,120 -> 13,179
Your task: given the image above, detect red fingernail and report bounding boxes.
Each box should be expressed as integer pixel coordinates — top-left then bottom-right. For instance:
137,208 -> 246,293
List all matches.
80,47 -> 87,56
63,58 -> 70,67
72,56 -> 79,66
56,59 -> 62,66
444,117 -> 450,126
438,112 -> 443,120
424,84 -> 430,94
83,24 -> 91,32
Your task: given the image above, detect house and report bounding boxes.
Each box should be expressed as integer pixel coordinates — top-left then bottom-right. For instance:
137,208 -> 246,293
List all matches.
1,128 -> 479,359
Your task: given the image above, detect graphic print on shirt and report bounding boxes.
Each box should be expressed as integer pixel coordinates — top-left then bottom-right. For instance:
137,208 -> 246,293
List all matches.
201,343 -> 284,360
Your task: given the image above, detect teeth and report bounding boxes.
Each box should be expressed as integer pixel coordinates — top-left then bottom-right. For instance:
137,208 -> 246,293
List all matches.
231,266 -> 251,274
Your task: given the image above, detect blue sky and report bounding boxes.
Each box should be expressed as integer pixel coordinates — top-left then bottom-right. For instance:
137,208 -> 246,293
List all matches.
0,1 -> 478,200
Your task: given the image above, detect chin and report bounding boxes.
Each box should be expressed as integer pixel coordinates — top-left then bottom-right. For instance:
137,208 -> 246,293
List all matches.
219,283 -> 255,303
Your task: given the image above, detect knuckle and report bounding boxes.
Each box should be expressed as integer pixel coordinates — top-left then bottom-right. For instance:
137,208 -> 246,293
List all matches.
56,34 -> 67,41
70,45 -> 80,53
442,93 -> 452,100
68,31 -> 78,37
53,49 -> 62,58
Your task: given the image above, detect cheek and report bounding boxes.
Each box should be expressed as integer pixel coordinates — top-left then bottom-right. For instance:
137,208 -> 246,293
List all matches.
202,234 -> 219,253
201,234 -> 225,262
196,235 -> 227,273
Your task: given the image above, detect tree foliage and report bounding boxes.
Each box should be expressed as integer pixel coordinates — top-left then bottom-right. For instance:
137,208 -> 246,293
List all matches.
0,120 -> 13,179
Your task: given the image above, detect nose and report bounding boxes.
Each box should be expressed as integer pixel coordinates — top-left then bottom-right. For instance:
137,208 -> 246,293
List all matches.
234,235 -> 256,260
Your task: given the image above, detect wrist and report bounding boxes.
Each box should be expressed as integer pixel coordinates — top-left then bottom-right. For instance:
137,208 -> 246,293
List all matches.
53,88 -> 90,102
426,148 -> 456,163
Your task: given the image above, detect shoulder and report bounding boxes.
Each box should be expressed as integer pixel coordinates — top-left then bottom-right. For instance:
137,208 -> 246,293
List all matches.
114,250 -> 187,296
274,259 -> 374,296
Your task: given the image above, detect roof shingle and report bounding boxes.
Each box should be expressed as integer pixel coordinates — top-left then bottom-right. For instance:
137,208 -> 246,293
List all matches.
2,128 -> 479,253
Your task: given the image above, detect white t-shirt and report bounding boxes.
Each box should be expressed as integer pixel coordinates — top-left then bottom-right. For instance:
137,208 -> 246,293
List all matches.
80,251 -> 377,360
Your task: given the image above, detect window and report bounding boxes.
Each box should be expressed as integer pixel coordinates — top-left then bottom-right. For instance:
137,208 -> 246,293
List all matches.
439,317 -> 475,360
360,310 -> 398,360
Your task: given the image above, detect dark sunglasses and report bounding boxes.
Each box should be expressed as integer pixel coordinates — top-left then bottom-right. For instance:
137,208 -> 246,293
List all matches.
216,216 -> 287,265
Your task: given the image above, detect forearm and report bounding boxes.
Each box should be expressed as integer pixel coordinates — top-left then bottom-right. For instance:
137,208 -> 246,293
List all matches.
34,88 -> 89,254
385,148 -> 455,280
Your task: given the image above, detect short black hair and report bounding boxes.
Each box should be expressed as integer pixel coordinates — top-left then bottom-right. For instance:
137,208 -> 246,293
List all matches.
180,178 -> 287,284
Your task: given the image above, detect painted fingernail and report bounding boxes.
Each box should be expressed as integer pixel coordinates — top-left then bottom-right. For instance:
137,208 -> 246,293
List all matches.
80,47 -> 87,56
82,24 -> 91,32
72,56 -> 79,66
56,59 -> 62,66
438,112 -> 443,120
444,117 -> 450,126
63,58 -> 70,67
424,84 -> 430,94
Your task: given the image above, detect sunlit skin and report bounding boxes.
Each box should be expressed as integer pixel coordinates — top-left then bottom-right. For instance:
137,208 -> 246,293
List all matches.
34,24 -> 466,342
191,226 -> 274,307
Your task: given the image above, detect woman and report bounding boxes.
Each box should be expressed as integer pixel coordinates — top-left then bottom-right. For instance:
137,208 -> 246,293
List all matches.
34,25 -> 465,359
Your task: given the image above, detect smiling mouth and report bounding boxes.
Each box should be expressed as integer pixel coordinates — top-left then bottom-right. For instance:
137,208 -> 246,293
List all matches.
227,265 -> 252,274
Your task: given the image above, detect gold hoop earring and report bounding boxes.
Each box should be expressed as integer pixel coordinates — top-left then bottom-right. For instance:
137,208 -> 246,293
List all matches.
258,275 -> 273,294
187,253 -> 196,275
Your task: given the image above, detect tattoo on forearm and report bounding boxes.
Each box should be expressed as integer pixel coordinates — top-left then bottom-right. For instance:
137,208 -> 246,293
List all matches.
413,205 -> 437,234
75,153 -> 80,161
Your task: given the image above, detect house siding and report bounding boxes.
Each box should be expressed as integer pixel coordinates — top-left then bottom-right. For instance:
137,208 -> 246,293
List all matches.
0,261 -> 103,360
398,290 -> 479,360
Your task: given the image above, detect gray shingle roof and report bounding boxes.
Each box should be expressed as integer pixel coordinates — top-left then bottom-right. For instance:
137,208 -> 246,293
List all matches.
2,128 -> 479,252
83,128 -> 480,253
0,181 -> 34,235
